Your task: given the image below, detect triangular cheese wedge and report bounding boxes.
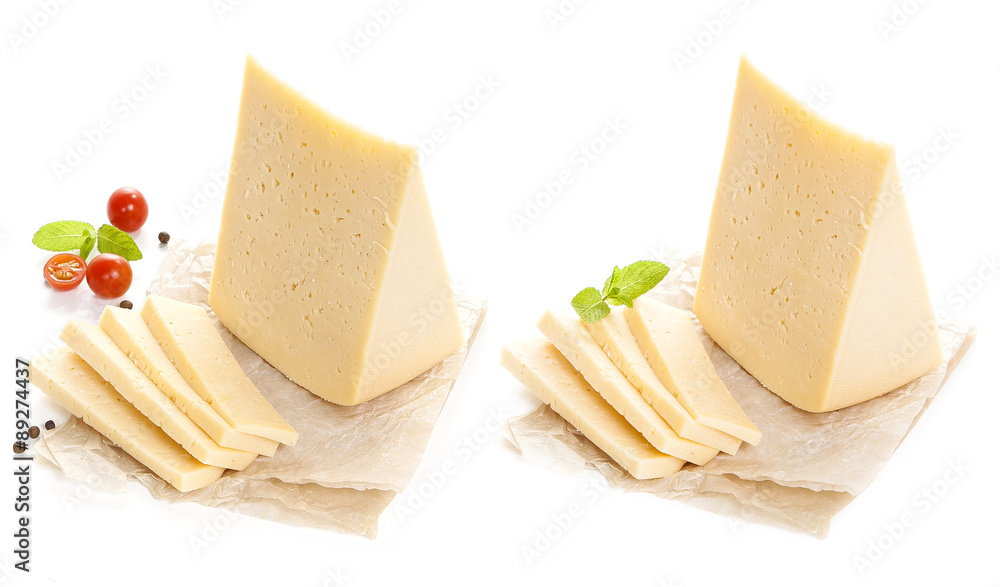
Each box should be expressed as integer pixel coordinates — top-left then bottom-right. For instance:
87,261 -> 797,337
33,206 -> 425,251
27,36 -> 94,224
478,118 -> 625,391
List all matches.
209,56 -> 465,406
694,57 -> 942,412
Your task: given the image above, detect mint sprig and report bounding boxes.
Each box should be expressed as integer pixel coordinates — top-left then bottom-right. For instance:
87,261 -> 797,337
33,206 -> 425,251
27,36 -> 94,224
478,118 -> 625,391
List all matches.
32,220 -> 142,261
572,260 -> 669,323
96,224 -> 142,261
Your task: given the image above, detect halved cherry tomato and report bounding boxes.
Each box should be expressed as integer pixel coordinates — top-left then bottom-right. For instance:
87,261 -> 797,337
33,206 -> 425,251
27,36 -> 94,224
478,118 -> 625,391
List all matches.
43,253 -> 88,291
86,253 -> 132,298
107,187 -> 149,233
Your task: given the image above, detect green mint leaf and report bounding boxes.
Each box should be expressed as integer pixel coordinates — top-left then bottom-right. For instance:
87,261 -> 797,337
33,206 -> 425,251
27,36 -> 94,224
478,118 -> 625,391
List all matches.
601,266 -> 623,299
616,260 -> 669,302
32,221 -> 96,252
605,294 -> 633,308
572,287 -> 610,323
96,224 -> 143,261
79,227 -> 96,260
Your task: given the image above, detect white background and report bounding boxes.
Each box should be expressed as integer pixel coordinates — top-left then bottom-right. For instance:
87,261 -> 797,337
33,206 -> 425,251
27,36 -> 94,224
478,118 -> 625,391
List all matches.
2,0 -> 997,585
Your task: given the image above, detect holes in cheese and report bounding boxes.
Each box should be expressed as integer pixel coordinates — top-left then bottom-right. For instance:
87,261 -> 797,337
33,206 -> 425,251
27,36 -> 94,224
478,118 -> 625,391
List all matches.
502,339 -> 685,480
208,55 -> 464,406
141,295 -> 298,446
100,306 -> 279,457
33,348 -> 224,493
694,56 -> 942,412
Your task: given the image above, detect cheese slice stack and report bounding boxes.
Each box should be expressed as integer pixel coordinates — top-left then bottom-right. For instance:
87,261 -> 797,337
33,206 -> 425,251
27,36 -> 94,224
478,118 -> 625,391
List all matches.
209,56 -> 465,406
694,57 -> 942,412
502,303 -> 758,479
34,296 -> 297,493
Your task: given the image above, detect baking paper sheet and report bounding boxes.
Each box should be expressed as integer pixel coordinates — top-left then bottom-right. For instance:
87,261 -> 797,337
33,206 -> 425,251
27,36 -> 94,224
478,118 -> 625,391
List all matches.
35,240 -> 487,537
506,252 -> 976,537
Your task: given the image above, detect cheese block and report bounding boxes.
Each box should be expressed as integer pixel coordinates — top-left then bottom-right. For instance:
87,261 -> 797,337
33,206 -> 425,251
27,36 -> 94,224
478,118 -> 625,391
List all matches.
538,311 -> 719,465
502,339 -> 685,480
99,306 -> 279,457
585,308 -> 743,455
33,347 -> 224,492
60,320 -> 258,471
208,55 -> 465,406
141,295 -> 298,446
694,56 -> 942,412
625,298 -> 761,445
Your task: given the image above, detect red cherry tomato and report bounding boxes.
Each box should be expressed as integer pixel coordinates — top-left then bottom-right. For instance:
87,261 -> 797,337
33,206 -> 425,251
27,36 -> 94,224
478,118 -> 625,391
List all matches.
107,187 -> 149,232
87,253 -> 133,298
43,253 -> 87,291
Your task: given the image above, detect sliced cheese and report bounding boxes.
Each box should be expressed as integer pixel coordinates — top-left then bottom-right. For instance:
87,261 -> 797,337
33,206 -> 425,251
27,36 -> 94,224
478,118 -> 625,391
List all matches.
141,295 -> 298,446
538,311 -> 719,466
208,55 -> 465,406
60,320 -> 258,471
626,298 -> 761,445
99,306 -> 279,457
585,307 -> 743,455
502,339 -> 685,480
694,56 -> 942,412
33,347 -> 224,492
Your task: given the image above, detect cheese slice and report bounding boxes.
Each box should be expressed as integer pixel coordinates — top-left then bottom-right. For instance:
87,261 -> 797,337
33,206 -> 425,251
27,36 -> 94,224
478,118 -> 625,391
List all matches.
585,308 -> 743,455
502,339 -> 685,480
33,347 -> 224,492
60,320 -> 258,471
625,298 -> 761,445
99,306 -> 279,457
208,55 -> 465,406
141,295 -> 298,446
694,56 -> 942,412
538,311 -> 719,465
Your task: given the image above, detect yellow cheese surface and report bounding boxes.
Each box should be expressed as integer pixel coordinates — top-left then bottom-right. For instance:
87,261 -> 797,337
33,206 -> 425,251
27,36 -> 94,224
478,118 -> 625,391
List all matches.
60,320 -> 258,471
209,56 -> 465,406
538,311 -> 719,465
33,348 -> 224,493
585,308 -> 743,455
502,339 -> 685,480
626,299 -> 761,445
694,57 -> 942,412
142,295 -> 298,446
100,307 -> 278,457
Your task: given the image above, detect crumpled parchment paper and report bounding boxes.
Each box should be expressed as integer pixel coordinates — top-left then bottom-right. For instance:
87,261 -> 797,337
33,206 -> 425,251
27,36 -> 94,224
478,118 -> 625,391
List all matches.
506,252 -> 976,538
36,240 -> 487,537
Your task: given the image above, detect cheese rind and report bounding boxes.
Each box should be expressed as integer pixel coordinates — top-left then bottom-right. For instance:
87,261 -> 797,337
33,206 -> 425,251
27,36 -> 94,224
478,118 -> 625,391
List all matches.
60,320 -> 258,471
502,339 -> 685,480
141,295 -> 298,446
99,306 -> 278,457
538,311 -> 719,465
585,308 -> 743,455
625,298 -> 761,445
209,55 -> 464,406
694,57 -> 942,412
33,348 -> 224,492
